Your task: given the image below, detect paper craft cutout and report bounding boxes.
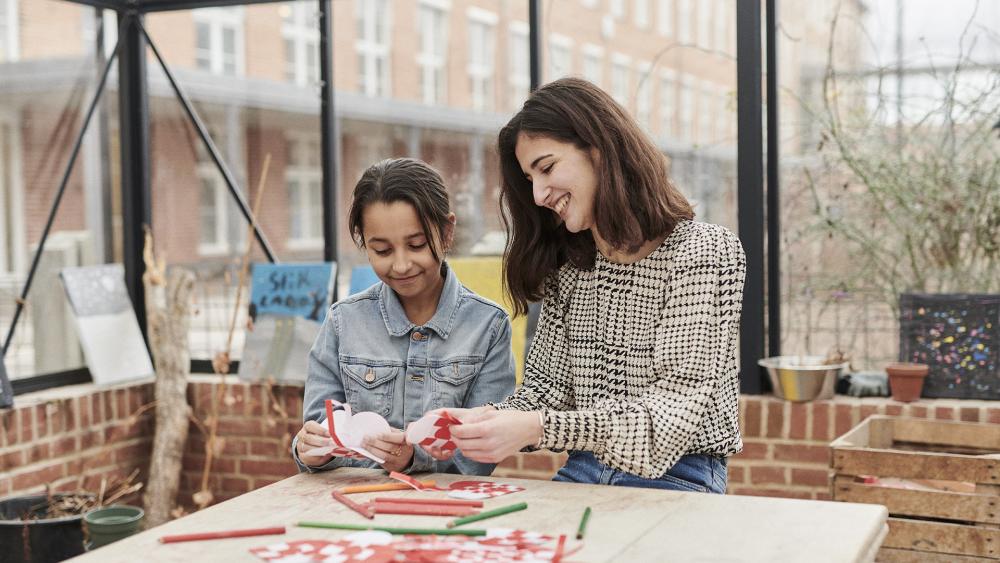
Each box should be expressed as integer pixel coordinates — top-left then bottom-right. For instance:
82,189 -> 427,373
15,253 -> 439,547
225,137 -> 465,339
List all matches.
302,400 -> 391,463
250,535 -> 396,563
447,481 -> 527,500
405,411 -> 462,451
252,530 -> 568,563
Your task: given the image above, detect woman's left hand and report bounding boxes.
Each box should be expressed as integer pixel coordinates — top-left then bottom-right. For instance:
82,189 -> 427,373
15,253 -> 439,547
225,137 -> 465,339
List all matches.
363,429 -> 414,473
450,409 -> 543,463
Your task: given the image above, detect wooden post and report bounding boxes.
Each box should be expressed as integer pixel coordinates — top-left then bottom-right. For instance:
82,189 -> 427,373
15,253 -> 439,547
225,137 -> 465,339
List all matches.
141,229 -> 195,527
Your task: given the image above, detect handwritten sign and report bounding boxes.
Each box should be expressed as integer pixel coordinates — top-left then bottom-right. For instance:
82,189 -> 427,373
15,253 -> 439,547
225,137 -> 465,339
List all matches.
250,263 -> 335,323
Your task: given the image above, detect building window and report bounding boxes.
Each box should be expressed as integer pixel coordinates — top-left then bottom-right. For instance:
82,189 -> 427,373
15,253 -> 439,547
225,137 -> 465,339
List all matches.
193,7 -> 244,76
0,0 -> 18,63
196,127 -> 244,255
418,2 -> 449,105
281,2 -> 319,87
660,69 -> 676,139
677,0 -> 692,44
508,22 -> 529,110
0,116 -> 24,275
287,136 -> 323,249
611,54 -> 631,107
700,80 -> 715,143
356,0 -> 391,97
636,62 -> 652,129
611,0 -> 625,20
715,0 -> 731,54
717,90 -> 730,143
581,44 -> 604,87
467,8 -> 496,112
657,0 -> 672,37
697,0 -> 712,48
679,74 -> 693,141
548,34 -> 572,82
634,0 -> 649,28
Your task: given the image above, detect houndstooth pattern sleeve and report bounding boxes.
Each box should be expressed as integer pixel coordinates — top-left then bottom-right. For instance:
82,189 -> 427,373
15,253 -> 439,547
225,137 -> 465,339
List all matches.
493,272 -> 577,413
505,221 -> 746,479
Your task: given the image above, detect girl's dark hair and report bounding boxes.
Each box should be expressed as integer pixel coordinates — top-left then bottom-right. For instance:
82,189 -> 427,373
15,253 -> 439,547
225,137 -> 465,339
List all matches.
348,158 -> 452,262
499,77 -> 694,315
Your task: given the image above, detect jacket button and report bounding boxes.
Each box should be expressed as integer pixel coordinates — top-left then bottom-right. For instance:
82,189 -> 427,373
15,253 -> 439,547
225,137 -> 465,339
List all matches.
411,332 -> 424,341
364,370 -> 375,383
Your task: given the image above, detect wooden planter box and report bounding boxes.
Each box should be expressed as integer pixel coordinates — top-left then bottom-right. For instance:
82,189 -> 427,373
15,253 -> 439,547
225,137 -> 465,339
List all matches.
831,415 -> 1000,562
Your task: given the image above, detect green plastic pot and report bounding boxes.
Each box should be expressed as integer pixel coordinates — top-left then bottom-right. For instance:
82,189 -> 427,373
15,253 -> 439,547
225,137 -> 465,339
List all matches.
84,505 -> 144,549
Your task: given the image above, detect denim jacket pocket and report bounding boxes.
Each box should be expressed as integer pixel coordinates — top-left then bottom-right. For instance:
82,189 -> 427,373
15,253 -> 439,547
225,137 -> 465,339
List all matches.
341,361 -> 398,416
430,358 -> 482,408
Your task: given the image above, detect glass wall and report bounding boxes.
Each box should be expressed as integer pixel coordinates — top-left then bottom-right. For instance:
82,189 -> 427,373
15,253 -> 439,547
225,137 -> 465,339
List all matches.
777,0 -> 1000,368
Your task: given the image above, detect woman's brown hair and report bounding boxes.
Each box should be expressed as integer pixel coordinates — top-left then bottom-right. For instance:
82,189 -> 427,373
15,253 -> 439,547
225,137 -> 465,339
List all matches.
348,158 -> 452,263
499,77 -> 694,315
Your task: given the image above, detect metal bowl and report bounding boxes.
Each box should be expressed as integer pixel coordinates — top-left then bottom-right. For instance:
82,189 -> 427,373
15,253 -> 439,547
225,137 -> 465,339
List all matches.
757,356 -> 849,402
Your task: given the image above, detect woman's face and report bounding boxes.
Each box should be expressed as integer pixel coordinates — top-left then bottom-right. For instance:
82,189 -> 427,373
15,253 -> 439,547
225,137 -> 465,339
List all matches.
362,201 -> 452,304
514,132 -> 599,234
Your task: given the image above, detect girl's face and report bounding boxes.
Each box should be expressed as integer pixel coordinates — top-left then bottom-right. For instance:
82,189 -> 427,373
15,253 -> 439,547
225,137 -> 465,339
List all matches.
514,132 -> 599,234
362,201 -> 454,304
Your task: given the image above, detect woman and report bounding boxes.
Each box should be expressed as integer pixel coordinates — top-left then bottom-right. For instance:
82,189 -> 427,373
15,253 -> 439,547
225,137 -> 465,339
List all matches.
426,78 -> 745,493
292,158 -> 515,476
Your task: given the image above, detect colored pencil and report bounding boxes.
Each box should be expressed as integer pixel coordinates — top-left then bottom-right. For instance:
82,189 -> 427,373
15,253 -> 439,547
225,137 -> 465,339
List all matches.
332,490 -> 375,519
158,526 -> 286,543
372,497 -> 483,508
373,502 -> 478,517
576,506 -> 592,540
446,501 -> 528,528
338,480 -> 436,494
297,521 -> 487,536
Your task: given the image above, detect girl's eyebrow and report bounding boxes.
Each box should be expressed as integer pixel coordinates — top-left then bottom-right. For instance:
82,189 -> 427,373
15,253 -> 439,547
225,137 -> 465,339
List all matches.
367,232 -> 426,244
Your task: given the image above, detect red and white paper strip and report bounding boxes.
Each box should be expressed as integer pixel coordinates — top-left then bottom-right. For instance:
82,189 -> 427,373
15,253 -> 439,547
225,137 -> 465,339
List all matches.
447,480 -> 526,500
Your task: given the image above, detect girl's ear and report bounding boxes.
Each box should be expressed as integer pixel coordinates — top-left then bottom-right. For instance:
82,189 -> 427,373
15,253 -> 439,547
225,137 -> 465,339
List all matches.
443,212 -> 457,252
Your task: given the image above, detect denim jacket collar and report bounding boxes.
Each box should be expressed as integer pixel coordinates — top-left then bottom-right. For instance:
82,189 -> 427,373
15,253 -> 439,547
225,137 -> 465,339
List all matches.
380,263 -> 460,339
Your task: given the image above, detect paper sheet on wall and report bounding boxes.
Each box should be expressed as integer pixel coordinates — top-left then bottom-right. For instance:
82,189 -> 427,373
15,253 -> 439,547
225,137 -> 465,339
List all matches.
60,264 -> 154,385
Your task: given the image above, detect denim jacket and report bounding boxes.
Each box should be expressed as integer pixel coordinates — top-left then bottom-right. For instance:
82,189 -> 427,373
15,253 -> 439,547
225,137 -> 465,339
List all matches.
292,264 -> 516,475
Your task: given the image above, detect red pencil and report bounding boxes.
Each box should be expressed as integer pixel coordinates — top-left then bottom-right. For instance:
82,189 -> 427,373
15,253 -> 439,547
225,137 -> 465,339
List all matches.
159,526 -> 286,543
332,490 -> 375,519
372,497 -> 484,508
372,502 -> 478,517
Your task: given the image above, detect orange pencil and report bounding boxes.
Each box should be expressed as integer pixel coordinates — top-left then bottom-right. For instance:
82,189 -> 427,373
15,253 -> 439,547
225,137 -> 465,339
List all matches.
332,490 -> 375,519
339,480 -> 436,494
372,497 -> 483,508
159,526 -> 286,543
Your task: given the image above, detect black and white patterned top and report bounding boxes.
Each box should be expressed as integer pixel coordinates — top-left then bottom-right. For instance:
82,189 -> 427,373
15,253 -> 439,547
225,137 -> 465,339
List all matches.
495,220 -> 746,479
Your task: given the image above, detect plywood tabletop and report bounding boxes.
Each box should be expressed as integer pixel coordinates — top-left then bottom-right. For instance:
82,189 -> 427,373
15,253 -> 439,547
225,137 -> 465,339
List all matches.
67,468 -> 887,562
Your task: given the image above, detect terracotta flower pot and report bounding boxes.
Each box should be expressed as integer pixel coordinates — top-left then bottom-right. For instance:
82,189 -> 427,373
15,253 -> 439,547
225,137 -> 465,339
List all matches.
886,362 -> 929,402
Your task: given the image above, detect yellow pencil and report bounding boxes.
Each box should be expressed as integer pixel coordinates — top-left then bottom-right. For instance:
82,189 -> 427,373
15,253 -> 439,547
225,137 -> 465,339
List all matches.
339,481 -> 436,494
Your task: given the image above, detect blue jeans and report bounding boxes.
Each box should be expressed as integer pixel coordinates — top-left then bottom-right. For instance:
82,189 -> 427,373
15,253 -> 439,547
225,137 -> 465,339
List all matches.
552,451 -> 728,494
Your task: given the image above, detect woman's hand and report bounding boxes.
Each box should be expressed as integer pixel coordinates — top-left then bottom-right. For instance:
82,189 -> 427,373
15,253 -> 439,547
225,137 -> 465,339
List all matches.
295,420 -> 334,467
363,429 -> 414,473
449,409 -> 543,463
417,405 -> 498,461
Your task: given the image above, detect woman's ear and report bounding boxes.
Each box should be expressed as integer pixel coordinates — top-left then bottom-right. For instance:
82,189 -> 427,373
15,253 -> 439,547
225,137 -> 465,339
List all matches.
443,213 -> 457,252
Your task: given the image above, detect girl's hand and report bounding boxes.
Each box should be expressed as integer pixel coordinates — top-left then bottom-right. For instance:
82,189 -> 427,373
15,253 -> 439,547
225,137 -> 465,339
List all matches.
295,420 -> 334,467
450,410 -> 543,463
363,429 -> 414,473
417,405 -> 498,460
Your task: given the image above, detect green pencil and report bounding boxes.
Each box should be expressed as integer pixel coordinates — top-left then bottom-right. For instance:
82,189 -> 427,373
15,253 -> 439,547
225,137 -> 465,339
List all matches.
446,501 -> 528,528
297,521 -> 487,536
576,506 -> 592,539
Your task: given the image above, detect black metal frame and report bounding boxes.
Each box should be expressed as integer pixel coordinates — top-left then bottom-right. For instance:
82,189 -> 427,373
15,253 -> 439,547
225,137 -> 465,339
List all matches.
4,0 -> 776,400
736,0 -> 767,393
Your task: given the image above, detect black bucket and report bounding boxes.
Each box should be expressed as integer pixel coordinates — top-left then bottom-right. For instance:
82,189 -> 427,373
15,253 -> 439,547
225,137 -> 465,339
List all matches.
0,494 -> 89,563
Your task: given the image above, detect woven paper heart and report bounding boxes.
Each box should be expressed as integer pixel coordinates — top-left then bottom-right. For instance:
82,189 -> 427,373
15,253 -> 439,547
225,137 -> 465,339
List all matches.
447,481 -> 526,500
249,539 -> 396,563
406,411 -> 462,450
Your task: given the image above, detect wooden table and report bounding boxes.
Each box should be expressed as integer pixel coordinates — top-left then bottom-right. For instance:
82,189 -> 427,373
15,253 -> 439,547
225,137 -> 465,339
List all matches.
69,469 -> 888,562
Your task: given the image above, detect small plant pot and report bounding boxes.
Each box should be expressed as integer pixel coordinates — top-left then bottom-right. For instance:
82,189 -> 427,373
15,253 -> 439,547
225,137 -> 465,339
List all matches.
886,362 -> 929,402
84,505 -> 144,550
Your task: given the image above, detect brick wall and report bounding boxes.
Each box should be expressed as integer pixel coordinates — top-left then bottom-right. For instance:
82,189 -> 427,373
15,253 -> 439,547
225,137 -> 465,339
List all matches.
4,377 -> 999,510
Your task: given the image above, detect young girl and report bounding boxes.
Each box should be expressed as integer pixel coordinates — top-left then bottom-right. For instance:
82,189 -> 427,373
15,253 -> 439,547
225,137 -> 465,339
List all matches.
292,158 -> 515,476
424,78 -> 745,493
